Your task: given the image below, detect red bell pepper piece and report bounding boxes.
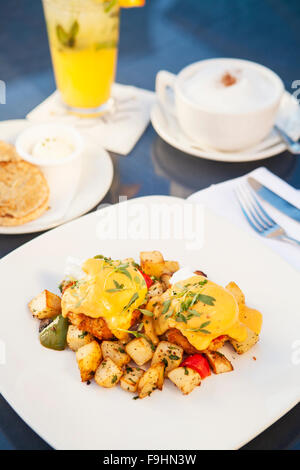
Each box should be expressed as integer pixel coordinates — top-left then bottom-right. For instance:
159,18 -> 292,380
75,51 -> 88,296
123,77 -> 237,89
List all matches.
181,354 -> 211,379
139,270 -> 153,289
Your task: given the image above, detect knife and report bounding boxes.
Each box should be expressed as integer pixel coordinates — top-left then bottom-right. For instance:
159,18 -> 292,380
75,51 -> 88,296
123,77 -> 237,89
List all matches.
247,177 -> 300,222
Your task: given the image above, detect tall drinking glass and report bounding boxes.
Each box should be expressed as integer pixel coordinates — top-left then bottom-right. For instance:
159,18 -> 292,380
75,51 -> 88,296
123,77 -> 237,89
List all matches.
42,0 -> 120,115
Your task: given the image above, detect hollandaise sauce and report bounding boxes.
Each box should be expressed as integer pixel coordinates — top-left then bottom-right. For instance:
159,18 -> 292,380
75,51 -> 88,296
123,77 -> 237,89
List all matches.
62,257 -> 147,339
155,275 -> 247,351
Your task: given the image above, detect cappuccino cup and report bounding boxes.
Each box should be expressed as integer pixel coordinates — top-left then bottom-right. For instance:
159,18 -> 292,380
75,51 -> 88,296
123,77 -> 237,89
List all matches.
156,58 -> 284,151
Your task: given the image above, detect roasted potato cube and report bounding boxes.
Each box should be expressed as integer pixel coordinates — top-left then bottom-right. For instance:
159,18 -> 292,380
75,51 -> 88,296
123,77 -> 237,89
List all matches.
161,273 -> 172,290
163,261 -> 179,275
207,335 -> 228,351
94,357 -> 123,388
204,351 -> 233,374
226,282 -> 245,306
28,290 -> 61,320
101,341 -> 131,368
147,281 -> 164,299
140,251 -> 180,279
76,340 -> 102,382
125,337 -> 154,366
151,341 -> 183,374
141,250 -> 164,266
67,325 -> 94,352
137,363 -> 163,398
120,366 -> 144,393
230,327 -> 259,354
153,362 -> 165,390
168,367 -> 201,395
143,316 -> 159,345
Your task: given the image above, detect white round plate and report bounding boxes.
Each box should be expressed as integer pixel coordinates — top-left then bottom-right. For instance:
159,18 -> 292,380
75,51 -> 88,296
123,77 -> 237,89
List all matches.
0,120 -> 113,234
151,91 -> 300,162
0,196 -> 299,450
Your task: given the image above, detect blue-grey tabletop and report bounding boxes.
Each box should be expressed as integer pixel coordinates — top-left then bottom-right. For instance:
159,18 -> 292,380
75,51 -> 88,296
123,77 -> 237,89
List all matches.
0,0 -> 299,450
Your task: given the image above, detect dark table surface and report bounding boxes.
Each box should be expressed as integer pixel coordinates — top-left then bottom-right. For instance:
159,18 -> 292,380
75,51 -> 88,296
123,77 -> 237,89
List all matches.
0,0 -> 299,450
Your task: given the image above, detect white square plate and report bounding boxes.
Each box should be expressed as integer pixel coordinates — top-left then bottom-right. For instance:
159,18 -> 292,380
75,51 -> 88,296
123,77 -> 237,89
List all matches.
0,196 -> 299,449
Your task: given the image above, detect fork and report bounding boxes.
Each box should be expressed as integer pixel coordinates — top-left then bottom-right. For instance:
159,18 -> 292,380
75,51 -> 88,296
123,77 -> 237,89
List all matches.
235,182 -> 300,246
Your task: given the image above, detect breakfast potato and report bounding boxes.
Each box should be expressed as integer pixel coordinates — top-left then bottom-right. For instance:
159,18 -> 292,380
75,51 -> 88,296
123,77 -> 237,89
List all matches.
165,328 -> 198,355
161,273 -> 172,290
153,362 -> 165,390
28,290 -> 61,320
76,340 -> 102,382
151,341 -> 183,374
137,362 -> 164,398
67,325 -> 94,352
147,281 -> 164,299
120,366 -> 144,393
140,251 -> 164,278
125,337 -> 154,366
204,351 -> 233,374
207,335 -> 228,351
163,261 -> 180,275
168,367 -> 201,395
140,251 -> 179,279
101,340 -> 131,368
94,357 -> 123,388
226,281 -> 245,306
230,327 -> 259,354
143,315 -> 159,345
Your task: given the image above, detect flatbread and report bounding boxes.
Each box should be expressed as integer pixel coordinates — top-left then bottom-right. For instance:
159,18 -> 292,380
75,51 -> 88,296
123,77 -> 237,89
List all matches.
0,159 -> 49,226
0,140 -> 20,162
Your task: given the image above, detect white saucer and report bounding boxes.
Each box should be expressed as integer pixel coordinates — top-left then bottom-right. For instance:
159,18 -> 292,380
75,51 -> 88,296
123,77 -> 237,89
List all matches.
0,119 -> 113,234
151,91 -> 300,162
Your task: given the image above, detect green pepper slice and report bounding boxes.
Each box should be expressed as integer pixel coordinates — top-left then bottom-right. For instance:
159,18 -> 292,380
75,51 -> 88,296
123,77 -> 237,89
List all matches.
39,314 -> 69,351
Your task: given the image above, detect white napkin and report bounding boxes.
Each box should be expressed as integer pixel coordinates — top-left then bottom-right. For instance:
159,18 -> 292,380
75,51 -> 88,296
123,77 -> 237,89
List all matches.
27,84 -> 155,156
188,167 -> 300,271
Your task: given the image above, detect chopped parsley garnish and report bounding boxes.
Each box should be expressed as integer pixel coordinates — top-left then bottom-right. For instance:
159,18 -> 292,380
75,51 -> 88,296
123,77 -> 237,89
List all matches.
114,263 -> 132,280
187,309 -> 202,317
106,280 -> 126,293
139,309 -> 153,317
162,358 -> 168,368
78,331 -> 88,339
111,375 -> 118,384
175,312 -> 187,323
123,292 -> 139,311
194,294 -> 215,306
169,354 -> 180,361
186,321 -> 211,334
162,300 -> 171,315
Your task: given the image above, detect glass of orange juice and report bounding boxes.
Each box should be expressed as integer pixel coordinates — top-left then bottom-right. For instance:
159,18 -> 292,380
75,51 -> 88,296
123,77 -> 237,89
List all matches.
42,0 -> 120,115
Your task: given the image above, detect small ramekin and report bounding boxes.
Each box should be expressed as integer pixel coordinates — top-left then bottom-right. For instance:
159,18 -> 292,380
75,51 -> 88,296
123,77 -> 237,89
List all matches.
15,123 -> 84,167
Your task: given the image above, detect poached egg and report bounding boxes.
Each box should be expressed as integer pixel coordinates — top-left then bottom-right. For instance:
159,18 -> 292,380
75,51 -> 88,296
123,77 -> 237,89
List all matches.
61,257 -> 147,339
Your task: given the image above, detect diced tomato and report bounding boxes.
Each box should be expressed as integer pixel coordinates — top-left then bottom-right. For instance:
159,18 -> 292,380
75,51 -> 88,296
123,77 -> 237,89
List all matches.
181,354 -> 211,379
139,270 -> 153,289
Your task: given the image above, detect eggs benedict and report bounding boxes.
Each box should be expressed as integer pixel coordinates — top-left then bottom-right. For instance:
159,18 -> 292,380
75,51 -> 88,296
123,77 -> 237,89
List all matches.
62,256 -> 148,340
153,275 -> 249,352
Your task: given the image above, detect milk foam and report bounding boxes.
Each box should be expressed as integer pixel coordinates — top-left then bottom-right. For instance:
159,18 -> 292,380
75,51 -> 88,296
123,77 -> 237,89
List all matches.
182,62 -> 277,113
